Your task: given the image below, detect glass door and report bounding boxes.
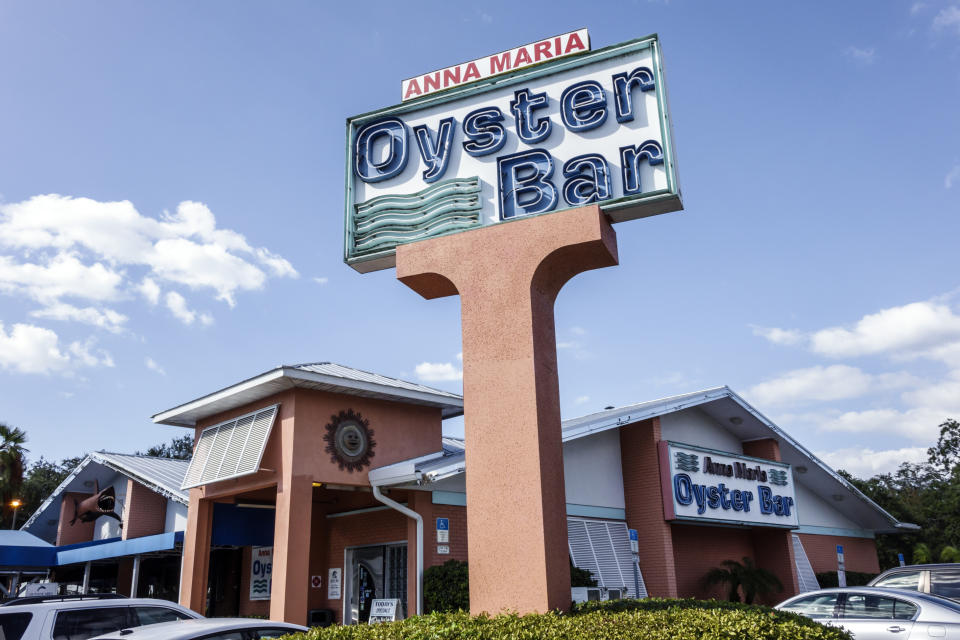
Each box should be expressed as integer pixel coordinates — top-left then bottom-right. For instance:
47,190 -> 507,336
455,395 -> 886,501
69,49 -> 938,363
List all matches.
344,542 -> 407,624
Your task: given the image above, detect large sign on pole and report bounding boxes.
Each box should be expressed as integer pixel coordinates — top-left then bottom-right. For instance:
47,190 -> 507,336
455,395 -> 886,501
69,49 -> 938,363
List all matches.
345,34 -> 681,272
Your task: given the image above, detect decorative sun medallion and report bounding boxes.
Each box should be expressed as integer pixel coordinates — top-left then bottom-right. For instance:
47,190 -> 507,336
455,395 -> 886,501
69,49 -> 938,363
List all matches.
323,409 -> 376,472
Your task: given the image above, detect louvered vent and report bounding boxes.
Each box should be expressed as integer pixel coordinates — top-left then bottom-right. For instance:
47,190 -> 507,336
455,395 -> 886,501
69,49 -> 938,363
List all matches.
792,534 -> 820,593
181,405 -> 279,490
567,517 -> 647,598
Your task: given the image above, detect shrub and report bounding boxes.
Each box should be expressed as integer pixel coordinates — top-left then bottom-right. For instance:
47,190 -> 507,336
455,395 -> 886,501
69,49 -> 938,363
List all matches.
702,557 -> 783,603
285,598 -> 851,640
815,571 -> 876,588
939,546 -> 960,563
423,559 -> 468,613
570,558 -> 597,587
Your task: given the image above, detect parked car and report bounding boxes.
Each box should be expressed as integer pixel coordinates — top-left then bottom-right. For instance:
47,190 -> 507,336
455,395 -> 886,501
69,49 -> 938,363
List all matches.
869,564 -> 960,602
91,618 -> 308,639
0,594 -> 201,640
776,587 -> 960,640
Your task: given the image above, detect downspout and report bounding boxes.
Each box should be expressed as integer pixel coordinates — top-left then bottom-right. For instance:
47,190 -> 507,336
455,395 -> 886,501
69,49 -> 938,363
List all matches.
371,482 -> 423,616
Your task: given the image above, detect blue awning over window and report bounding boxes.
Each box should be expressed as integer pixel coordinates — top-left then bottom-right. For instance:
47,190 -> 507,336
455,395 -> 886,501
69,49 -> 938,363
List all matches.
0,531 -> 184,568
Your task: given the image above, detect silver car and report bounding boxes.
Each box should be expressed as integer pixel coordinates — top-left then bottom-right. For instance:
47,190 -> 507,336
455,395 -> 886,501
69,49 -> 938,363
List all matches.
776,587 -> 960,640
91,618 -> 307,640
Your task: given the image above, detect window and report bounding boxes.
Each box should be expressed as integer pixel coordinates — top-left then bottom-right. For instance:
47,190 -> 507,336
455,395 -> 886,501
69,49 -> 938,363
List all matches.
931,569 -> 960,600
842,594 -> 917,620
0,612 -> 32,640
251,629 -> 296,639
52,607 -> 130,640
197,633 -> 245,640
131,606 -> 193,625
780,593 -> 839,619
873,571 -> 923,592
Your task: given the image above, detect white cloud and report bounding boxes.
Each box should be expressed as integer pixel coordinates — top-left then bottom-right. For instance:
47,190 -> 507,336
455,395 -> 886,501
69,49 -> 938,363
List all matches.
415,361 -> 463,382
145,357 -> 165,375
0,253 -> 123,303
30,303 -> 127,333
138,277 -> 161,305
165,291 -> 212,326
313,277 -> 329,285
843,45 -> 877,65
752,325 -> 804,346
570,326 -> 587,336
810,301 -> 960,358
574,395 -> 590,405
0,322 -> 112,374
0,195 -> 297,328
911,2 -> 927,14
933,5 -> 960,35
946,165 -> 960,189
817,446 -> 929,477
557,341 -> 581,350
746,365 -> 917,407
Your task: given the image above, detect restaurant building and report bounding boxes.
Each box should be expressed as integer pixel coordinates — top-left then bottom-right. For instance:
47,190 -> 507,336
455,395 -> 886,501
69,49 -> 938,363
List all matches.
150,362 -> 916,625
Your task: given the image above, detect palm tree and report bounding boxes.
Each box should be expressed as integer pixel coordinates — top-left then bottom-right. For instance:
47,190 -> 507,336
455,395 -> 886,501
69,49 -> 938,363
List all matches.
0,423 -> 28,522
703,557 -> 783,604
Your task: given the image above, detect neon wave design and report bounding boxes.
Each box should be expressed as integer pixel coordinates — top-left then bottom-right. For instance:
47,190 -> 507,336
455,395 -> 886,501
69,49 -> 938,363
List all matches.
352,177 -> 482,256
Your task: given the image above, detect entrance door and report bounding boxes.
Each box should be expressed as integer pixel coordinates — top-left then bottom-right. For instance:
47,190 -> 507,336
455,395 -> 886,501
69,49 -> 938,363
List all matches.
345,543 -> 407,624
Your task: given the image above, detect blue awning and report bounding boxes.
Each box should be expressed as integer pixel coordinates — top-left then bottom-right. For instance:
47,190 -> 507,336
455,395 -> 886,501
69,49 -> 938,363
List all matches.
55,531 -> 184,565
0,531 -> 184,568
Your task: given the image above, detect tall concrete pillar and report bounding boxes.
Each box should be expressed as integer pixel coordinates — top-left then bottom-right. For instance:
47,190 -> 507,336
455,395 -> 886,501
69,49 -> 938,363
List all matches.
743,437 -> 800,602
179,492 -> 213,614
269,478 -> 313,624
620,417 -> 679,597
397,204 -> 618,615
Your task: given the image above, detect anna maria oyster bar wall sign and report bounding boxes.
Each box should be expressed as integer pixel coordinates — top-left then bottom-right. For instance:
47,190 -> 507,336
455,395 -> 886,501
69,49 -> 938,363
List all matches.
344,32 -> 681,272
659,441 -> 800,529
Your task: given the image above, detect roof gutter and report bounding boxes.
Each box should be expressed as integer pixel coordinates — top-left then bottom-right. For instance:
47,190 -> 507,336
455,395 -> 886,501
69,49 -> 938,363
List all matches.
370,482 -> 423,616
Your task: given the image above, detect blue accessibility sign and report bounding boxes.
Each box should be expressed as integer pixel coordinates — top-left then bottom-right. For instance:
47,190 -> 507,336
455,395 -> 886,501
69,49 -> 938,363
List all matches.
437,518 -> 449,531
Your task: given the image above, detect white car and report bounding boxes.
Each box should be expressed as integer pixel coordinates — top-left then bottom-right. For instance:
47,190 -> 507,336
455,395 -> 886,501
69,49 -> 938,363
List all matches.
0,594 -> 201,640
776,587 -> 960,640
91,618 -> 307,639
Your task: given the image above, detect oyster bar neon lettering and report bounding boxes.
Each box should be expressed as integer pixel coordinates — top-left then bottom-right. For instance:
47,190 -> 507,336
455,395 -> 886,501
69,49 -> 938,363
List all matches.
673,473 -> 795,518
355,67 -> 661,221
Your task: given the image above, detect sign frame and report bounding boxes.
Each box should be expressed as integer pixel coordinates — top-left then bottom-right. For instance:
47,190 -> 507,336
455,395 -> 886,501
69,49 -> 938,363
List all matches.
249,545 -> 273,601
344,33 -> 680,273
658,440 -> 799,530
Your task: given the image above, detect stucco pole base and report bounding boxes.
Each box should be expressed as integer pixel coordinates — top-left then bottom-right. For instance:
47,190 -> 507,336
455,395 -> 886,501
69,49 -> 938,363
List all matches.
396,204 -> 618,615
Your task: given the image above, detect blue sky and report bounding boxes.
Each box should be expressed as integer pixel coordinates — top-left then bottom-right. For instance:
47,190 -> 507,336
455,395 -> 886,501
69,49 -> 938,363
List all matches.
0,1 -> 958,478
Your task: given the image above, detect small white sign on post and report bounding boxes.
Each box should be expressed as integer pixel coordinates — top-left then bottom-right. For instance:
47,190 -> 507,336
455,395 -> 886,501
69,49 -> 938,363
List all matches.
368,598 -> 400,623
437,544 -> 450,555
436,517 -> 449,543
21,582 -> 59,597
249,546 -> 273,601
327,568 -> 342,600
837,545 -> 847,588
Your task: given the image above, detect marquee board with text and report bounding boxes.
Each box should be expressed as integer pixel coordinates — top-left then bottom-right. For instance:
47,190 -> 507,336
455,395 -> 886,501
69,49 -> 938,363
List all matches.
344,32 -> 682,272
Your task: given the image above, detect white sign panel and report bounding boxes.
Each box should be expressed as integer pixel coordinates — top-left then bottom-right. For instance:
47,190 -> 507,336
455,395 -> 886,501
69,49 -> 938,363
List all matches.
437,544 -> 450,555
659,441 -> 799,528
368,598 -> 400,623
21,582 -> 59,597
402,29 -> 590,101
327,567 -> 342,600
249,546 -> 272,601
345,34 -> 681,272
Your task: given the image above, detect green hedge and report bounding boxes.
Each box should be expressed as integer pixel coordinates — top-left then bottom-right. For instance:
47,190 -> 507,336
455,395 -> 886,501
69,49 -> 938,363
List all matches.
423,560 -> 469,613
285,598 -> 851,640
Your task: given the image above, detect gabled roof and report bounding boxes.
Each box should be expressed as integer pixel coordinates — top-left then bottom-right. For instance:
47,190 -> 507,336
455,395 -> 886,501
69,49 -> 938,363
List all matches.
20,452 -> 189,544
369,386 -> 918,535
152,362 -> 464,427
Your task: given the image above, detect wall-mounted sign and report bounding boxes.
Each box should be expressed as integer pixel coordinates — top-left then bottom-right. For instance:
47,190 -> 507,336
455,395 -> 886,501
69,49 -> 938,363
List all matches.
345,34 -> 681,272
402,29 -> 590,101
437,544 -> 450,555
311,575 -> 322,589
250,546 -> 273,601
837,545 -> 847,587
368,598 -> 400,623
327,567 -> 342,599
436,517 -> 449,543
659,441 -> 799,528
